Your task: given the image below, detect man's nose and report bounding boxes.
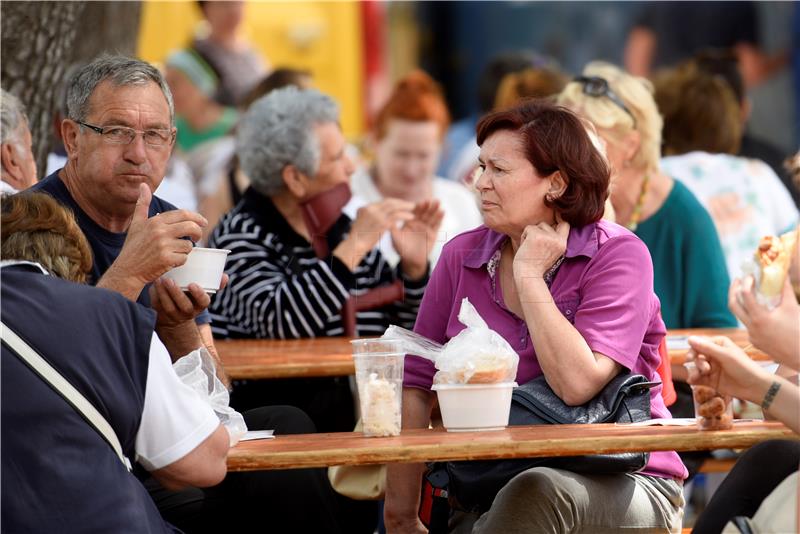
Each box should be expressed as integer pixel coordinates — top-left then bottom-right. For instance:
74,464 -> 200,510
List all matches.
123,133 -> 148,164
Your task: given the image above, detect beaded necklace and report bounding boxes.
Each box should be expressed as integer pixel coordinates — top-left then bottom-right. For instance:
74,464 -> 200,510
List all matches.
625,173 -> 650,232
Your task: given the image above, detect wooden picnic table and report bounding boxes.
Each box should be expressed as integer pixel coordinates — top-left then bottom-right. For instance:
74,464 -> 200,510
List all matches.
667,328 -> 768,363
228,420 -> 796,471
217,337 -> 354,379
217,328 -> 765,380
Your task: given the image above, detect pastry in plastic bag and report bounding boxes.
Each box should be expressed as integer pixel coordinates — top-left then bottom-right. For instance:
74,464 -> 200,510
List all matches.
383,298 -> 519,385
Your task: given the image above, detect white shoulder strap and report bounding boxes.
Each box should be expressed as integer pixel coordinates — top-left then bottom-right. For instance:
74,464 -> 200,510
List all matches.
1,321 -> 132,471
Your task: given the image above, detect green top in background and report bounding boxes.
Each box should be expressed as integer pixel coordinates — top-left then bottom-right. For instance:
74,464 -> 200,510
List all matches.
176,107 -> 238,153
635,180 -> 737,329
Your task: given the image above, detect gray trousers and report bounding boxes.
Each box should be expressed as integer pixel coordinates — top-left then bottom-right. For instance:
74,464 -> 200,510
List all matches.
450,468 -> 684,534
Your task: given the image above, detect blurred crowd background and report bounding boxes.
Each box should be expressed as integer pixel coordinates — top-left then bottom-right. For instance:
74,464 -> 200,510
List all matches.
133,1 -> 797,153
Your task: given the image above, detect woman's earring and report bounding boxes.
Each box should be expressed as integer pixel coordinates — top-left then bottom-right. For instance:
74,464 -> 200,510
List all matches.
545,193 -> 553,203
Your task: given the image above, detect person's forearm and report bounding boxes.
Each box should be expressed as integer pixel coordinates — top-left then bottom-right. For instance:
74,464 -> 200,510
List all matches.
157,321 -> 205,362
758,377 -> 800,434
518,278 -> 605,405
97,264 -> 146,302
399,259 -> 427,281
385,388 -> 433,531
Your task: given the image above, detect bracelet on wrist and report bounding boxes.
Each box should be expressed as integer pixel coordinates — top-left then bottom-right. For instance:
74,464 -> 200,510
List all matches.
761,381 -> 781,411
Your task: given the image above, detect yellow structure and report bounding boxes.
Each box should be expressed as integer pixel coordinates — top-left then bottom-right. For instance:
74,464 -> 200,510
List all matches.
137,1 -> 365,138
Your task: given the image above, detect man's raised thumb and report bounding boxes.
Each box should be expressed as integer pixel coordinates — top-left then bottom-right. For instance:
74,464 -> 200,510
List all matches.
133,183 -> 152,223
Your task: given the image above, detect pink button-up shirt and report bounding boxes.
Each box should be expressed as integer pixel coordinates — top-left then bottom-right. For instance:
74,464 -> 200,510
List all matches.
405,220 -> 687,480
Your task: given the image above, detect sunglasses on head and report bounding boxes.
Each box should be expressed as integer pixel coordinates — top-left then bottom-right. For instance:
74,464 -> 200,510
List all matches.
574,76 -> 637,128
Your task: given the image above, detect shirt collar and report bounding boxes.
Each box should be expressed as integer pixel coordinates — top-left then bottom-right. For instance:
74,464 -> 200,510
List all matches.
463,221 -> 600,270
0,181 -> 18,195
0,260 -> 50,274
564,222 -> 599,259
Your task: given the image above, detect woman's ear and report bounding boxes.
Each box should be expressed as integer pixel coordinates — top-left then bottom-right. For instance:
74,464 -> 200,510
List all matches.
622,129 -> 641,165
548,170 -> 568,199
282,164 -> 308,198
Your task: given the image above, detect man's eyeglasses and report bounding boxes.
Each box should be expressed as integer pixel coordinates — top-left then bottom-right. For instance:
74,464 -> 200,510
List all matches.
75,120 -> 175,148
574,76 -> 637,128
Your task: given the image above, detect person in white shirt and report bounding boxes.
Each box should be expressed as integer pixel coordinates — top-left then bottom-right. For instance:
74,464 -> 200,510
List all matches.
345,70 -> 483,267
654,59 -> 799,282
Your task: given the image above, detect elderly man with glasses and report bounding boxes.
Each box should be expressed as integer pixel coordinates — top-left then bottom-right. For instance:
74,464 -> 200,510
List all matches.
33,55 -> 216,364
33,55 -> 342,533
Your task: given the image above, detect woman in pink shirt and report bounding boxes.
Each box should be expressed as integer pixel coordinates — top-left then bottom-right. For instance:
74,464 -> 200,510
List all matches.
384,100 -> 686,533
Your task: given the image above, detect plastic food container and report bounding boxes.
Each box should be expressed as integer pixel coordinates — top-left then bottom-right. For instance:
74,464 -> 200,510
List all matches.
432,382 -> 517,432
162,247 -> 231,294
351,339 -> 405,437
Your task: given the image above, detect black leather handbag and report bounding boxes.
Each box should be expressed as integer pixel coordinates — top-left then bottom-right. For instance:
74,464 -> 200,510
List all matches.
429,373 -> 661,514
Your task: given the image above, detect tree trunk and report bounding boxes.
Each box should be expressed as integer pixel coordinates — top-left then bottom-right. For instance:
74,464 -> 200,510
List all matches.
1,1 -> 142,177
1,1 -> 87,175
71,2 -> 142,63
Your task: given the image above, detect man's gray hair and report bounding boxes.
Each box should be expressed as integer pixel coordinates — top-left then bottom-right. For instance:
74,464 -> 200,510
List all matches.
1,88 -> 29,147
66,55 -> 175,125
237,87 -> 339,196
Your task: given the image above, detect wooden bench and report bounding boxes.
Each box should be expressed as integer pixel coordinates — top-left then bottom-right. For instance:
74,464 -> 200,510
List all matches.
697,457 -> 737,474
228,420 -> 795,472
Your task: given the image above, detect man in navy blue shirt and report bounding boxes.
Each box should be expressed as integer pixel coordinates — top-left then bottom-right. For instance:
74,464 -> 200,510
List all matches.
33,55 -> 342,533
33,55 -> 225,378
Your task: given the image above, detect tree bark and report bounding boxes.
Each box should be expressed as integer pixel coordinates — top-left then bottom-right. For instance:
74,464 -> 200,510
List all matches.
72,2 -> 142,63
1,1 -> 87,175
1,1 -> 142,177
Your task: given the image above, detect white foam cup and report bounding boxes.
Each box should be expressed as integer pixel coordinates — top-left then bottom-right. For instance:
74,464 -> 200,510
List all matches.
431,382 -> 518,432
162,247 -> 231,294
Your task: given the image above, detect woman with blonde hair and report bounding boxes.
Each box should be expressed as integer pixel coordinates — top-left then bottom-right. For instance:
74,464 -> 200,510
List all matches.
346,70 -> 482,267
558,62 -> 735,330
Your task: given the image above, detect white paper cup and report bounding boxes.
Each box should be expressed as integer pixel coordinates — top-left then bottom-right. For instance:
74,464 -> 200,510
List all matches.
432,382 -> 517,432
162,247 -> 230,294
351,339 -> 405,437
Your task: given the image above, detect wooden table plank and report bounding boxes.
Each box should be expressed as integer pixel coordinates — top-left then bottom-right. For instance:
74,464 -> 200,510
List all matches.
667,328 -> 768,363
228,420 -> 795,471
216,328 -> 767,380
217,337 -> 355,379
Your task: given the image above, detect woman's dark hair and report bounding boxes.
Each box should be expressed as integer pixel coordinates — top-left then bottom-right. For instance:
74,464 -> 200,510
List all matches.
476,99 -> 610,227
654,61 -> 742,156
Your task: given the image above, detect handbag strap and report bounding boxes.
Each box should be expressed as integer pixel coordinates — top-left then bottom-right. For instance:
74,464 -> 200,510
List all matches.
1,320 -> 132,471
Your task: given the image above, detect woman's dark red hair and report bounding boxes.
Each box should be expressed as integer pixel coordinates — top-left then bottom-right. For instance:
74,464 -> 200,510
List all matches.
476,99 -> 610,227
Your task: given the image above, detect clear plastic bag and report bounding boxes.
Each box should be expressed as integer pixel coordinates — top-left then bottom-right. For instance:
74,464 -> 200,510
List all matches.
740,259 -> 781,310
384,298 -> 519,385
173,348 -> 248,446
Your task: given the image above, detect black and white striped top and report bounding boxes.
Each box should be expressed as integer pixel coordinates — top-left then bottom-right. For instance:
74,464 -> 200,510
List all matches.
208,187 -> 428,339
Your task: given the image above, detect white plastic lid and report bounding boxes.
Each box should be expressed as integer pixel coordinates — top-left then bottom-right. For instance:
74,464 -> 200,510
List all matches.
431,382 -> 518,391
